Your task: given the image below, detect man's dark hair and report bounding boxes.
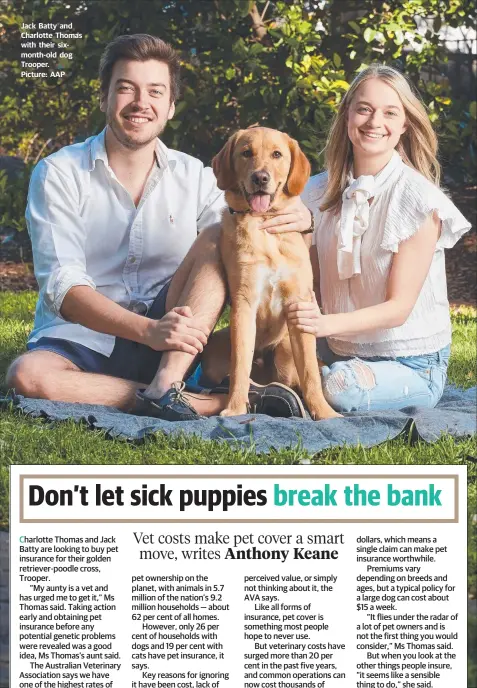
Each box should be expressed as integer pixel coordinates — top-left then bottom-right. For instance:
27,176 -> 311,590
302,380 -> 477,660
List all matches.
99,34 -> 181,103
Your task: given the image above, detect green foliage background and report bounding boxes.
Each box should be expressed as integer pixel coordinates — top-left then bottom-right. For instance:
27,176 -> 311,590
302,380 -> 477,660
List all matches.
0,0 -> 476,231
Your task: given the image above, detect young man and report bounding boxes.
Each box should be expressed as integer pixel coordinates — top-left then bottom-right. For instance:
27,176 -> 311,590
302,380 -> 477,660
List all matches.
6,34 -> 312,420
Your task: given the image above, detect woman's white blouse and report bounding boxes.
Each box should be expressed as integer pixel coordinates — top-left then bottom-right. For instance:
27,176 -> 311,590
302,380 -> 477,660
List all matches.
303,164 -> 471,357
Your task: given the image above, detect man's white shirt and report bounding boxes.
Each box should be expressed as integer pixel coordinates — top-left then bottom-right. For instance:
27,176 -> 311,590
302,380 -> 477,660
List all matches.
26,128 -> 225,356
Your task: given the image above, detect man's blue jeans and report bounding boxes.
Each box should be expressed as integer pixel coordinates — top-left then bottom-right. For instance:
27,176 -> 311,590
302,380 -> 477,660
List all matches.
317,339 -> 450,412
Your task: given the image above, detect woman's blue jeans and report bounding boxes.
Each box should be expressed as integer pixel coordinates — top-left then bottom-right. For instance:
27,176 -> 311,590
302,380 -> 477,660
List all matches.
317,339 -> 450,413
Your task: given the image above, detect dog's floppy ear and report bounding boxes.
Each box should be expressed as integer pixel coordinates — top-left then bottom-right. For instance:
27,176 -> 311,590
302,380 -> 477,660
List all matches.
212,132 -> 240,190
286,136 -> 311,196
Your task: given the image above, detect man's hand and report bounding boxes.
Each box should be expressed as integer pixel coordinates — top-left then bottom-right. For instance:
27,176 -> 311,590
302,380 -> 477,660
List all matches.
287,292 -> 328,337
260,197 -> 312,234
144,306 -> 209,355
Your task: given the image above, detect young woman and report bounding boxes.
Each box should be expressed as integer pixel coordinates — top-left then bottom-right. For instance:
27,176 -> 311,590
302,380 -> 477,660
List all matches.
288,64 -> 471,413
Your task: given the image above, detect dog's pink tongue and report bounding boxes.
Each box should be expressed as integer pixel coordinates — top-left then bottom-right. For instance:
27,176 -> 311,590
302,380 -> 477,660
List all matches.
250,194 -> 271,213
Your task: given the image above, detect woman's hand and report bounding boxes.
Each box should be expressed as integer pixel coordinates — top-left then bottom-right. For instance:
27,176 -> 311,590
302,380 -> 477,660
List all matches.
287,292 -> 328,337
261,197 -> 313,234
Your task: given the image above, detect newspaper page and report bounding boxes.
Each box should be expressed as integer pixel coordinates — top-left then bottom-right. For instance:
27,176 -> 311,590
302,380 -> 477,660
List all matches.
0,2 -> 475,688
10,464 -> 467,687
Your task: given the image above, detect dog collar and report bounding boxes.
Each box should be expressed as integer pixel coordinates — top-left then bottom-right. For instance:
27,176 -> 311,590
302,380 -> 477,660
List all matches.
228,206 -> 250,215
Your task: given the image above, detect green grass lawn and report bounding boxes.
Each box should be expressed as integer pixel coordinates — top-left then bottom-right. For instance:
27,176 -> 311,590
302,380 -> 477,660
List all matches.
0,290 -> 476,682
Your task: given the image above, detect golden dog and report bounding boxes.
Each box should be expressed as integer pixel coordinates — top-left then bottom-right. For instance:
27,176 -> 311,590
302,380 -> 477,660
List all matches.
205,127 -> 339,420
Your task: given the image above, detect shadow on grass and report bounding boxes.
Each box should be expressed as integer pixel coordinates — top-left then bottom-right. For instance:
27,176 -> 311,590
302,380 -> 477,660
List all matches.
469,609 -> 477,687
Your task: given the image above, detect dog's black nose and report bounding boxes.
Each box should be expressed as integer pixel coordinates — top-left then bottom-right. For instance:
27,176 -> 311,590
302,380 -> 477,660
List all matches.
251,170 -> 270,187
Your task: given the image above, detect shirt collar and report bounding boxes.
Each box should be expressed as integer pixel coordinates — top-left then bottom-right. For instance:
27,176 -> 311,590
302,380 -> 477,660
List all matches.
89,127 -> 178,173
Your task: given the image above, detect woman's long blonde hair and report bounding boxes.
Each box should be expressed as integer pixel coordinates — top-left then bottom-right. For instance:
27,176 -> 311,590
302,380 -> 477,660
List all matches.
320,64 -> 441,212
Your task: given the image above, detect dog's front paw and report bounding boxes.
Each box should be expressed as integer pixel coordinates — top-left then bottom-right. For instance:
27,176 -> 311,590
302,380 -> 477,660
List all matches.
220,405 -> 248,417
309,403 -> 342,420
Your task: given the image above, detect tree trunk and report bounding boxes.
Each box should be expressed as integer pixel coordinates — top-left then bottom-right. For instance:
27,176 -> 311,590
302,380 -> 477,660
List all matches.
249,2 -> 268,42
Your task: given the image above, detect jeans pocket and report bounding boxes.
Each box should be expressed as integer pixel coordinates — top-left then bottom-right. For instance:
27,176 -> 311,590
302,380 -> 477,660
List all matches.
429,365 -> 448,406
398,355 -> 432,382
414,366 -> 432,387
